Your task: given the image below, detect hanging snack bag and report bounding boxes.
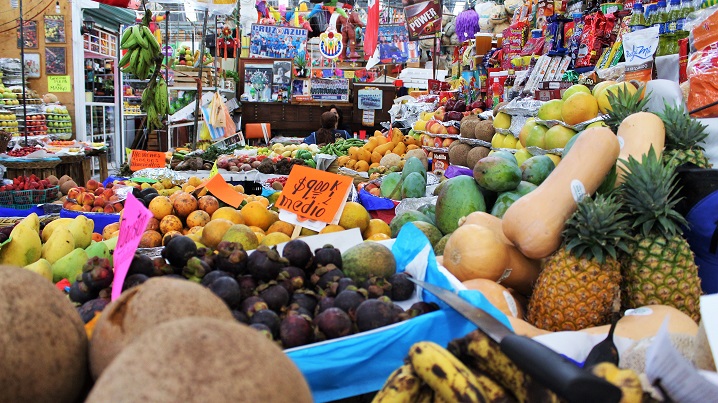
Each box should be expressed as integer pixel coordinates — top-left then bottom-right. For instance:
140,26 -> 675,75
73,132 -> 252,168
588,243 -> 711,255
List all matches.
502,22 -> 528,70
623,26 -> 660,87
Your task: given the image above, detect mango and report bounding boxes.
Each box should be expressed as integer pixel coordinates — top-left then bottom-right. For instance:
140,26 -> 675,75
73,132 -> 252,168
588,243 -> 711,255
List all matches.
520,155 -> 556,186
491,150 -> 518,165
221,224 -> 259,251
401,172 -> 426,199
52,248 -> 89,283
473,156 -> 522,192
17,213 -> 40,234
491,191 -> 522,218
402,156 -> 427,181
515,181 -> 538,196
24,258 -> 53,281
42,227 -> 75,265
417,204 -> 436,224
435,176 -> 486,235
389,210 -> 434,238
380,172 -> 402,199
0,223 -> 42,267
411,221 -> 443,248
68,216 -> 94,249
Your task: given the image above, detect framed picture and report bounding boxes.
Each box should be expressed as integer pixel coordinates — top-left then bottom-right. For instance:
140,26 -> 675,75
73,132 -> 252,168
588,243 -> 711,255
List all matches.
370,24 -> 412,64
44,15 -> 66,43
23,53 -> 41,78
17,20 -> 38,49
310,78 -> 350,102
249,25 -> 308,59
45,47 -> 66,75
239,59 -> 274,102
291,78 -> 311,101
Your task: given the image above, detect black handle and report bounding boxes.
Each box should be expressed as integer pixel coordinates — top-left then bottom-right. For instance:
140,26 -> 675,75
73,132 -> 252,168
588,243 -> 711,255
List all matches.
499,334 -> 622,403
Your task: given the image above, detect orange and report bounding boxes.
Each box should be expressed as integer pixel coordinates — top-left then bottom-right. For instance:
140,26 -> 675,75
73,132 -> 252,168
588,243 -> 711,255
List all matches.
248,226 -> 265,234
362,219 -> 391,239
261,232 -> 291,247
338,202 -> 371,233
198,195 -> 219,215
267,220 -> 294,237
139,230 -> 162,248
366,233 -> 391,241
186,210 -> 211,228
561,92 -> 599,125
173,192 -> 199,218
211,206 -> 244,224
241,201 -> 273,231
200,219 -> 234,249
320,224 -> 346,234
187,176 -> 203,187
145,217 -> 160,232
159,215 -> 183,234
148,196 -> 173,220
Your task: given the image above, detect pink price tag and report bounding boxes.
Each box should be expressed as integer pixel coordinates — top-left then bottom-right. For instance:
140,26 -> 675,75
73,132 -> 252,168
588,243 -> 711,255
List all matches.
111,193 -> 154,301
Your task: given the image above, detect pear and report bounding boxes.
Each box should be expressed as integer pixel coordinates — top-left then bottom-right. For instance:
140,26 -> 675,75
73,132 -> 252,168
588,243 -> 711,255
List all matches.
52,248 -> 89,283
24,258 -> 53,281
0,223 -> 42,266
42,227 -> 75,265
86,241 -> 110,261
101,237 -> 118,267
17,212 -> 40,234
41,218 -> 74,243
68,216 -> 94,249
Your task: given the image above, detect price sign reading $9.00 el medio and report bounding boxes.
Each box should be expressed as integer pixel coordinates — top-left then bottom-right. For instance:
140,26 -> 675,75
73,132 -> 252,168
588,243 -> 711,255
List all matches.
276,165 -> 353,226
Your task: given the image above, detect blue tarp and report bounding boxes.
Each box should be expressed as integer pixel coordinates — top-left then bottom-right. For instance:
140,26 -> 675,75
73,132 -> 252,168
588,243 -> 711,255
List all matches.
59,209 -> 120,233
0,205 -> 47,218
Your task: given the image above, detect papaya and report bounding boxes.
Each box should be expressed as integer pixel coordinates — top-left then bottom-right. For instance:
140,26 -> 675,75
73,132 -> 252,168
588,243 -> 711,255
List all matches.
364,138 -> 379,152
371,151 -> 383,164
435,176 -> 486,235
473,156 -> 522,192
490,191 -> 522,218
374,142 -> 394,155
401,172 -> 426,199
392,142 -> 406,156
389,210 -> 434,238
520,155 -> 555,185
402,156 -> 427,181
348,147 -> 360,160
380,172 -> 402,199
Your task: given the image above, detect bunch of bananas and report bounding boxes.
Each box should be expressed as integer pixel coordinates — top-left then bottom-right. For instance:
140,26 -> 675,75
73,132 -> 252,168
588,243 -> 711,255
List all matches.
374,331 -> 645,403
118,24 -> 161,80
142,79 -> 168,131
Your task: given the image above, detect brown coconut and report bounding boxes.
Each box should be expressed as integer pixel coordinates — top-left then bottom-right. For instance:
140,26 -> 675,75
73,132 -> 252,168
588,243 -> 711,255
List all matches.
0,266 -> 88,403
45,175 -> 59,186
448,143 -> 473,167
460,115 -> 479,138
474,120 -> 496,142
89,277 -> 233,380
86,318 -> 313,403
58,174 -> 72,185
60,180 -> 77,196
467,146 -> 491,169
404,149 -> 429,170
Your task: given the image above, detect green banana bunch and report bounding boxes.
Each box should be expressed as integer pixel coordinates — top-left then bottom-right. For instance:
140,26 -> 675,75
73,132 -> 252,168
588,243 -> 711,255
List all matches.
119,23 -> 161,80
447,330 -> 560,403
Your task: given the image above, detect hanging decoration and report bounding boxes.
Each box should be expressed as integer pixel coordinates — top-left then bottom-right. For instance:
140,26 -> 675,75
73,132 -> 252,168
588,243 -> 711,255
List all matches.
319,28 -> 343,59
454,1 -> 480,42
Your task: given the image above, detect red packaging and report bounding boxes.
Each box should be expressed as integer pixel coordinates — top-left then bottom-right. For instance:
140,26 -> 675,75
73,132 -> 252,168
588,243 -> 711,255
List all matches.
521,36 -> 546,56
576,13 -> 610,68
679,38 -> 689,83
502,23 -> 528,70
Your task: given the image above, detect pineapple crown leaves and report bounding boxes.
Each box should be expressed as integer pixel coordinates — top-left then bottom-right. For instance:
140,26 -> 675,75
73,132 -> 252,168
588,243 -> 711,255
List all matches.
657,102 -> 709,150
604,85 -> 651,133
618,146 -> 688,238
562,194 -> 633,264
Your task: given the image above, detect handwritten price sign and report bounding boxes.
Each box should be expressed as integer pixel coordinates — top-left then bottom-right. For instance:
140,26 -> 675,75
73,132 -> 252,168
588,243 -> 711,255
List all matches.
129,150 -> 166,171
277,165 -> 353,231
111,193 -> 154,301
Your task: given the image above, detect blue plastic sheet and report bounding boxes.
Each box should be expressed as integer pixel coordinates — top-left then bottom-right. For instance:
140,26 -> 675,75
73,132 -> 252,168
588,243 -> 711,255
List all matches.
286,223 -> 511,402
102,176 -> 128,188
358,188 -> 395,211
59,209 -> 120,233
0,205 -> 47,218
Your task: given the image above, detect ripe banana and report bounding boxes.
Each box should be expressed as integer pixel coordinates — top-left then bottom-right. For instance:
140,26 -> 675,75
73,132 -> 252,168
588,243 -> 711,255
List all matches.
591,363 -> 642,403
372,364 -> 423,403
408,341 -> 489,403
447,331 -> 559,403
415,384 -> 433,403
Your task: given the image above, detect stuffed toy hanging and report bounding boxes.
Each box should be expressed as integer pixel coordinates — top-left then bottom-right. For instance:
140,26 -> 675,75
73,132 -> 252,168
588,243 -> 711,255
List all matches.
455,0 -> 480,43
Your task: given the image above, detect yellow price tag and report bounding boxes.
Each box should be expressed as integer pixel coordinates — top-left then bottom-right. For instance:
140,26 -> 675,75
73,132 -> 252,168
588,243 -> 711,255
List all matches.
209,161 -> 218,178
125,148 -> 132,162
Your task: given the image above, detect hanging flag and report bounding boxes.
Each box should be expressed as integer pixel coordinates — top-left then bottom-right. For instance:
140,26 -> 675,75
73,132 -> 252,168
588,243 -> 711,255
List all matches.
363,0 -> 379,60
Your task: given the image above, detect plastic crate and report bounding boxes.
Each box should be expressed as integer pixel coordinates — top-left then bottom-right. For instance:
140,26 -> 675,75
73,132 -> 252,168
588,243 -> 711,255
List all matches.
0,192 -> 13,207
11,186 -> 60,205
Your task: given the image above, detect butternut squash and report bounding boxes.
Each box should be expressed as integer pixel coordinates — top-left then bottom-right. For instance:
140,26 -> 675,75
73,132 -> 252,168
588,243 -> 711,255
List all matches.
459,212 -> 511,244
502,127 -> 620,259
614,112 -> 665,186
443,224 -> 509,282
462,278 -> 525,319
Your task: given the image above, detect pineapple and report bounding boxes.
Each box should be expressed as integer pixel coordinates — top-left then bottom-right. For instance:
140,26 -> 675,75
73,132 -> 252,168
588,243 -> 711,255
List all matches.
603,85 -> 649,134
618,147 -> 702,322
658,103 -> 712,169
527,194 -> 631,331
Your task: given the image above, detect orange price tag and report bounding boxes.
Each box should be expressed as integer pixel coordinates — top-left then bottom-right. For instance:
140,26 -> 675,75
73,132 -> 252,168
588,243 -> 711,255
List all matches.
276,165 -> 353,224
195,174 -> 246,208
129,150 -> 166,171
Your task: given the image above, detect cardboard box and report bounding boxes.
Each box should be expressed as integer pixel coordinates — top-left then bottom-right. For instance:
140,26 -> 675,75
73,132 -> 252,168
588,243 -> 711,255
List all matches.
535,89 -> 562,101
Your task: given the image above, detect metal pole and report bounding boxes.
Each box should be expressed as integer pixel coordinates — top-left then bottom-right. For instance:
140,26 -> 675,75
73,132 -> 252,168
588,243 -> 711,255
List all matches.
165,10 -> 170,149
190,9 -> 209,151
18,0 -> 28,144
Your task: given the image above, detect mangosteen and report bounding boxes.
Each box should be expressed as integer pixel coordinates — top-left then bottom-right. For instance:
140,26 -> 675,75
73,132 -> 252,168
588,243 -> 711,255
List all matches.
355,299 -> 397,332
232,310 -> 250,324
258,283 -> 290,313
162,236 -> 198,269
311,264 -> 345,290
282,239 -> 313,271
362,276 -> 392,299
143,193 -> 159,206
140,187 -> 159,197
237,275 -> 257,301
132,187 -> 143,200
314,307 -> 353,340
251,309 -> 281,339
196,247 -> 216,267
389,272 -> 415,301
164,274 -> 186,280
250,323 -> 274,340
407,301 -> 440,317
76,298 -> 110,323
280,313 -> 314,348
333,289 -> 366,319
183,256 -> 211,282
214,241 -> 248,275
290,306 -> 314,319
0,233 -> 7,244
314,244 -> 342,269
128,253 -> 155,277
336,277 -> 356,294
208,276 -> 242,309
201,270 -> 232,287
291,290 -> 318,313
315,296 -> 335,316
151,256 -> 173,276
247,245 -> 289,283
123,274 -> 149,291
277,266 -> 305,293
81,257 -> 114,292
69,280 -> 95,304
240,296 -> 269,318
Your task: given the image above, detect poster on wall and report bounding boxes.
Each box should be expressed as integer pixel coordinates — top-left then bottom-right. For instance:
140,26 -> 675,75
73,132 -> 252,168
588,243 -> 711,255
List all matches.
17,21 -> 38,49
243,63 -> 273,102
371,24 -> 412,64
272,61 -> 292,102
249,25 -> 308,59
45,47 -> 67,75
403,0 -> 442,41
23,53 -> 41,78
310,78 -> 350,102
44,15 -> 66,43
291,79 -> 310,101
357,89 -> 383,110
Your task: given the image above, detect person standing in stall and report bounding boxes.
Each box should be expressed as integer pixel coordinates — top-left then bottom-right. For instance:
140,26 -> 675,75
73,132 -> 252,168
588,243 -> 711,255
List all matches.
329,105 -> 352,134
303,111 -> 352,146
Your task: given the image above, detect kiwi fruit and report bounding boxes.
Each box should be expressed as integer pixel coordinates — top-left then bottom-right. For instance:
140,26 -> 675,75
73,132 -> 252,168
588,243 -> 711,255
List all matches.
467,146 -> 491,169
448,143 -> 472,167
474,120 -> 496,143
89,277 -> 234,380
459,115 -> 479,138
0,266 -> 88,402
86,318 -> 313,403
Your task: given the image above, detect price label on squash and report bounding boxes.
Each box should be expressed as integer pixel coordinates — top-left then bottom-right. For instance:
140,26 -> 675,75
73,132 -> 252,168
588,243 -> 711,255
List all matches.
129,150 -> 166,171
111,193 -> 154,301
276,165 -> 353,231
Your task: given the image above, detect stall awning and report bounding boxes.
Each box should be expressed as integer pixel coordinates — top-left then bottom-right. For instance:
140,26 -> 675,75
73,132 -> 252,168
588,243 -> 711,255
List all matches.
84,3 -> 138,31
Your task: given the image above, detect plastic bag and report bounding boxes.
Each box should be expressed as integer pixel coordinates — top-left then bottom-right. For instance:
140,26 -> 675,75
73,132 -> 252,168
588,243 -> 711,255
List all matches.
623,26 -> 660,87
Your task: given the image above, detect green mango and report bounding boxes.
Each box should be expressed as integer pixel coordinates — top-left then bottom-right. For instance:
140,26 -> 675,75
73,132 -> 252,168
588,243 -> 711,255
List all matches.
51,248 -> 89,284
401,172 -> 426,199
380,172 -> 402,199
473,156 -> 522,192
402,156 -> 427,181
435,176 -> 486,235
520,155 -> 555,186
389,210 -> 434,238
491,191 -> 522,218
